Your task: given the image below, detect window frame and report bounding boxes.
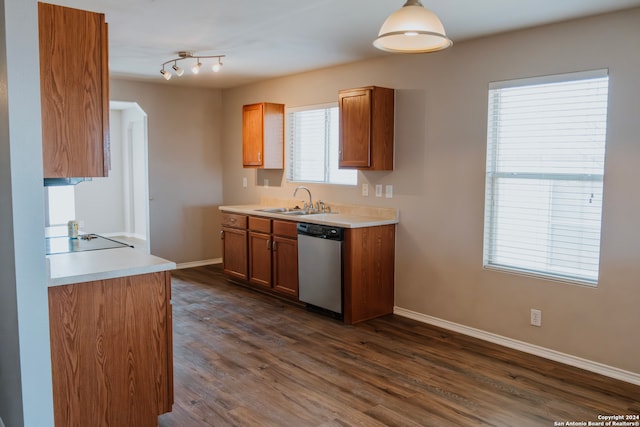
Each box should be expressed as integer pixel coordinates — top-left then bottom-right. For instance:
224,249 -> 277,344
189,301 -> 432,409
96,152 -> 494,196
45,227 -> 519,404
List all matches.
286,103 -> 357,186
482,69 -> 609,286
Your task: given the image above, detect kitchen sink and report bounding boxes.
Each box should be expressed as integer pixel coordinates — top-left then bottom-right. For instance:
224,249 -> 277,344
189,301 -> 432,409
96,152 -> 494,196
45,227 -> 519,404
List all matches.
254,207 -> 336,216
256,207 -> 288,213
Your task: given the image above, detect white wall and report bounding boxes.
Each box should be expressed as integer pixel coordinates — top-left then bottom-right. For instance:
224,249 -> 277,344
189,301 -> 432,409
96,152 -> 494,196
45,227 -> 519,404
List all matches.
122,105 -> 148,240
0,0 -> 54,426
110,79 -> 224,263
75,109 -> 126,233
220,9 -> 640,374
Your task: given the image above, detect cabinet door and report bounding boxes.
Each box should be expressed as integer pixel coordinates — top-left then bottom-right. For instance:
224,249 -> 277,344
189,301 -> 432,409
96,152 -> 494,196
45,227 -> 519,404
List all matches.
48,272 -> 173,427
243,103 -> 265,167
339,88 -> 372,168
222,227 -> 248,280
249,231 -> 272,288
272,236 -> 298,298
343,225 -> 395,324
39,3 -> 110,178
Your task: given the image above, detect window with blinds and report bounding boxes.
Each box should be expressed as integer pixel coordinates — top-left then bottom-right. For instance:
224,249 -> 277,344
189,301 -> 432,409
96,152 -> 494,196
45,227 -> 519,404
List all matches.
287,104 -> 357,186
483,69 -> 609,286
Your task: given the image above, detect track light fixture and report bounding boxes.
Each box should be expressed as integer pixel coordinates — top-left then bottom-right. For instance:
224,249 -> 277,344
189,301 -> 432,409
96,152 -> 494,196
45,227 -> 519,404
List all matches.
160,67 -> 172,80
160,51 -> 225,80
172,61 -> 184,76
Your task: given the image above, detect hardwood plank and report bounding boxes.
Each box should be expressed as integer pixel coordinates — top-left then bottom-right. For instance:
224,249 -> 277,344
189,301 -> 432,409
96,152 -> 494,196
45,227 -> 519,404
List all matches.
159,265 -> 640,426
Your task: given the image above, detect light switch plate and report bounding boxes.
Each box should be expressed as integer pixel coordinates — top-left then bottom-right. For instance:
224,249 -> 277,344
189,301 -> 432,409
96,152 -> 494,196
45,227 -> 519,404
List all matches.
264,179 -> 269,188
375,184 -> 382,197
385,185 -> 393,198
362,183 -> 369,196
242,177 -> 248,188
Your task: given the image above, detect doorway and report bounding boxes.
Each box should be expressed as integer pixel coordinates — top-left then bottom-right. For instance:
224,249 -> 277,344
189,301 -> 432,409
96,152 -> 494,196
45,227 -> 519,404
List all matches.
70,101 -> 150,251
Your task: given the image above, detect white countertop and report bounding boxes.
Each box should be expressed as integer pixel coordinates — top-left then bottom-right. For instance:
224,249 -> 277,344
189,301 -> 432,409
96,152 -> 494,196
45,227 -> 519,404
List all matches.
220,203 -> 399,228
47,247 -> 176,287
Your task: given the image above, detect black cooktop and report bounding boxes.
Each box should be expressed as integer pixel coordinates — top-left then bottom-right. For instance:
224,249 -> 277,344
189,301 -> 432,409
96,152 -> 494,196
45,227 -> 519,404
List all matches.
45,234 -> 132,255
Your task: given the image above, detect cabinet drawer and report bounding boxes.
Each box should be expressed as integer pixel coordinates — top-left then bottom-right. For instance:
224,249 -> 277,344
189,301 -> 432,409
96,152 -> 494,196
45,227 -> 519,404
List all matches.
221,213 -> 247,229
272,220 -> 297,238
249,216 -> 271,233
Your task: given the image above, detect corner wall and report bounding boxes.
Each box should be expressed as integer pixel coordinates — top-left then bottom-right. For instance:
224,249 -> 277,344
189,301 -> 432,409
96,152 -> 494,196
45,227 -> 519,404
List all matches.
0,0 -> 54,425
110,79 -> 224,263
220,9 -> 640,374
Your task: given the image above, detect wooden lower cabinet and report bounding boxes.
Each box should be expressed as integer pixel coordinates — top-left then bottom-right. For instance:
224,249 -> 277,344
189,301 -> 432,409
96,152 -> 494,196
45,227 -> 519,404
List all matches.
48,271 -> 173,427
249,229 -> 272,287
343,224 -> 396,324
247,216 -> 299,298
221,213 -> 248,280
272,220 -> 299,298
220,210 -> 396,323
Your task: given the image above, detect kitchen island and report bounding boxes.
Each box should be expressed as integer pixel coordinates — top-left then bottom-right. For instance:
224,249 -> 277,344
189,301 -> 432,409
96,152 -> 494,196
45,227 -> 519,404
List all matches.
46,246 -> 176,427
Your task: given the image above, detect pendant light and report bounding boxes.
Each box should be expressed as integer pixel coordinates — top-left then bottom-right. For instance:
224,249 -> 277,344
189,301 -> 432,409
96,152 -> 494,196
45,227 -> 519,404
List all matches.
374,0 -> 452,53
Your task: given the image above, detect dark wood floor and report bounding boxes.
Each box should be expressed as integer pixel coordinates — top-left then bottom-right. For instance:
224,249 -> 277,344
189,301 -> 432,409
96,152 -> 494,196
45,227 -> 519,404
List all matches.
158,265 -> 640,427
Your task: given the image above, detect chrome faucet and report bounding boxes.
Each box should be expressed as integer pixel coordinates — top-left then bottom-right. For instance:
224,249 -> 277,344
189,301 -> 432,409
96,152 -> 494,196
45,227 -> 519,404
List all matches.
293,186 -> 313,212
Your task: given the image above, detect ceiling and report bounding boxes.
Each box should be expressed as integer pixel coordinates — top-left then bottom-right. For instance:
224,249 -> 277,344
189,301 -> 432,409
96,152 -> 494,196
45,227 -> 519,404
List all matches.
49,0 -> 640,89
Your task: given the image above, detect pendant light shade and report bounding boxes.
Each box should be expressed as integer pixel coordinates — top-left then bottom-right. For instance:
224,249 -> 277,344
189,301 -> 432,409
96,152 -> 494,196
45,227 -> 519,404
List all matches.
374,0 -> 452,53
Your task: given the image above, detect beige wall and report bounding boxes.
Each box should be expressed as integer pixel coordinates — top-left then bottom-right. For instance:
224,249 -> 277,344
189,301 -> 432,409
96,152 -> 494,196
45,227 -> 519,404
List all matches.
220,9 -> 640,373
110,79 -> 224,264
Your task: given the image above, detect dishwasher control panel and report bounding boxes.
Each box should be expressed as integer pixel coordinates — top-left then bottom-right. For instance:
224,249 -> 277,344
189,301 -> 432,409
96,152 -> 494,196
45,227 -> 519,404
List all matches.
297,223 -> 344,240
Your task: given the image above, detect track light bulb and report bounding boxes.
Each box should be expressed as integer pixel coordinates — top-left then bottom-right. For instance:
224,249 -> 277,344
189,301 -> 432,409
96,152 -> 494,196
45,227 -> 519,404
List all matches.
191,60 -> 202,74
160,69 -> 172,80
172,63 -> 184,76
212,58 -> 223,73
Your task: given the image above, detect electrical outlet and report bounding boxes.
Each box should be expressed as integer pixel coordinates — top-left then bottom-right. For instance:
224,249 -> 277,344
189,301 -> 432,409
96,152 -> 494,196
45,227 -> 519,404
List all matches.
362,183 -> 369,197
242,177 -> 247,188
375,184 -> 382,197
264,179 -> 269,188
385,185 -> 393,198
530,309 -> 542,327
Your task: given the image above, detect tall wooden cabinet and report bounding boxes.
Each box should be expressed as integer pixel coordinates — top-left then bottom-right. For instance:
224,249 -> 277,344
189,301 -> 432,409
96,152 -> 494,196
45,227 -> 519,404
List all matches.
242,103 -> 284,169
48,271 -> 173,427
338,86 -> 394,171
39,2 -> 110,178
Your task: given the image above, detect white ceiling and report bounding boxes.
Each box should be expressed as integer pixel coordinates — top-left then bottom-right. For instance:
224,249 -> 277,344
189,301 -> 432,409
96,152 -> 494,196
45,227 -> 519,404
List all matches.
49,0 -> 640,89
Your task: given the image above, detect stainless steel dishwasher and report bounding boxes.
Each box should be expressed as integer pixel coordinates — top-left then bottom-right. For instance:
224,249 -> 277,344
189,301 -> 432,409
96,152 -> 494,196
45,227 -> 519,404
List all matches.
297,222 -> 344,316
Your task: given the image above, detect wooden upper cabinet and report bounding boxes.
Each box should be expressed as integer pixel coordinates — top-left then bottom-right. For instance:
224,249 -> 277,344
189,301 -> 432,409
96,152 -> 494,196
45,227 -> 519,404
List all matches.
242,102 -> 284,169
39,2 -> 110,178
338,86 -> 394,170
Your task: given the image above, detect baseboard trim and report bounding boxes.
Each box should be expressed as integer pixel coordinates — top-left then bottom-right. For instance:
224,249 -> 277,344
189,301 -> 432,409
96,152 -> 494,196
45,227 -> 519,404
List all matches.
394,306 -> 640,386
176,258 -> 222,269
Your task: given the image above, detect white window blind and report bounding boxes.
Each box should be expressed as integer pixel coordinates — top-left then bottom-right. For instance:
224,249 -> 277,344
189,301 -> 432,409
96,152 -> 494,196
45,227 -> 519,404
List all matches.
483,70 -> 609,285
287,104 -> 357,186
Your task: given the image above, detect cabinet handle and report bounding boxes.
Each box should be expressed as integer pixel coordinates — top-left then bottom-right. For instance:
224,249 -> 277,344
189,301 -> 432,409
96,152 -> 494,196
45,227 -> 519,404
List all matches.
272,241 -> 277,251
258,152 -> 262,162
266,239 -> 271,250
220,230 -> 224,240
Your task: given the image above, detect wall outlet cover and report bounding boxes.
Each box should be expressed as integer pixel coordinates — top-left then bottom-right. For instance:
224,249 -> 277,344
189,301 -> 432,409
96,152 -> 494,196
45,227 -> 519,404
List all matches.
362,183 -> 369,197
385,185 -> 393,198
375,184 -> 382,197
530,309 -> 542,327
